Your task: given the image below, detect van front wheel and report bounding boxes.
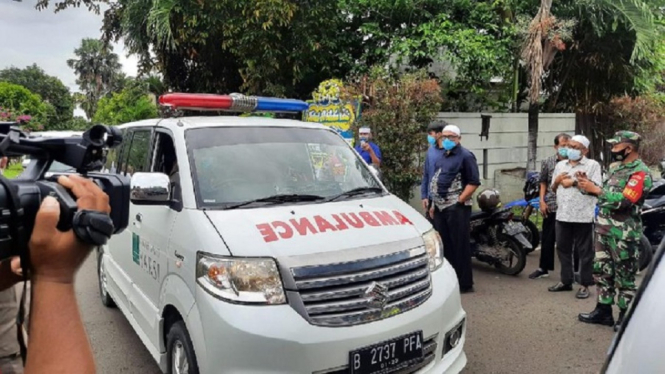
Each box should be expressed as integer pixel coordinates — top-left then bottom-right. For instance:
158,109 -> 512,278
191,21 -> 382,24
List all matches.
167,321 -> 199,374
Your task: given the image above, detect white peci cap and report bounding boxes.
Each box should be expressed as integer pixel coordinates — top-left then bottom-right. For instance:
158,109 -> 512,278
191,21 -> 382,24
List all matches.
443,125 -> 461,136
571,135 -> 590,148
359,127 -> 371,134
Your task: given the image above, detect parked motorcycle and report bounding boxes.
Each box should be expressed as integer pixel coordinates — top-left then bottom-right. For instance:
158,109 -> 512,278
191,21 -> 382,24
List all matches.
470,189 -> 532,276
643,178 -> 665,248
637,178 -> 665,271
504,197 -> 541,253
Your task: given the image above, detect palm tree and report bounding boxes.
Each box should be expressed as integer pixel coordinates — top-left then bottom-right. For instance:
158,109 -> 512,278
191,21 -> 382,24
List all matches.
67,38 -> 123,119
520,0 -> 658,171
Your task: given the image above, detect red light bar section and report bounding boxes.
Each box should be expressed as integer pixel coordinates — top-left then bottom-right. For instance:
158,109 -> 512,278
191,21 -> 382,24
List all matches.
159,93 -> 234,110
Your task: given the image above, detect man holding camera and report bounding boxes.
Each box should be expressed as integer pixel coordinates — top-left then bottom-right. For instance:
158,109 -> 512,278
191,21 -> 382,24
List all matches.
0,175 -> 110,373
354,127 -> 382,167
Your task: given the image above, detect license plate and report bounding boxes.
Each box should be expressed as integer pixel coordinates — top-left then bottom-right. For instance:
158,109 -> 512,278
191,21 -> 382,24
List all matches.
349,331 -> 424,374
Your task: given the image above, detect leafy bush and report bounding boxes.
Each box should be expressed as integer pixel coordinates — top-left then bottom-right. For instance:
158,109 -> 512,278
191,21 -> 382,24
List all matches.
0,82 -> 55,131
93,87 -> 158,126
0,64 -> 75,126
347,68 -> 442,201
61,116 -> 91,131
604,95 -> 665,165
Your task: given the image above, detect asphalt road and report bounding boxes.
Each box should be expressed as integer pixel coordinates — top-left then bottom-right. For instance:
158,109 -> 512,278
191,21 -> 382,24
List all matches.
75,250 -> 619,374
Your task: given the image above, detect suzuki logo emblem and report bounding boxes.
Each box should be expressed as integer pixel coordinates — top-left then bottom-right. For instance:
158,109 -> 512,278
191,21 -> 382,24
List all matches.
365,282 -> 389,310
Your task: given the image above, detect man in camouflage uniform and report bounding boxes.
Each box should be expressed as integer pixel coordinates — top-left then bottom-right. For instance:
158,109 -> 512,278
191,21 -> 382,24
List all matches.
576,131 -> 652,331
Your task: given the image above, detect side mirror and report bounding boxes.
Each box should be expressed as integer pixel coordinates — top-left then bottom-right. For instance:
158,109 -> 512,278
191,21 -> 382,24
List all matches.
130,172 -> 171,205
368,165 -> 382,181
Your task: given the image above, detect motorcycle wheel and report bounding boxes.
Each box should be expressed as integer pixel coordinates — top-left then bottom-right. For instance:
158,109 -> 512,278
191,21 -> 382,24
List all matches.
513,218 -> 539,252
494,234 -> 527,276
639,235 -> 653,272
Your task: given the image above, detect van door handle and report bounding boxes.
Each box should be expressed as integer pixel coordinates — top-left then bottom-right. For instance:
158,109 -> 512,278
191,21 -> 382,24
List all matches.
174,251 -> 184,261
136,213 -> 143,222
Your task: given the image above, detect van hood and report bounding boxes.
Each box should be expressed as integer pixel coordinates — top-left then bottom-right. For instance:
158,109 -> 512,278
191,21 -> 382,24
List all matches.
204,195 -> 431,258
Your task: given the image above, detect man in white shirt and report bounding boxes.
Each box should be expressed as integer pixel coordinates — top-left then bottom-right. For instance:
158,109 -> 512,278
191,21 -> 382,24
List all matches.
548,135 -> 602,299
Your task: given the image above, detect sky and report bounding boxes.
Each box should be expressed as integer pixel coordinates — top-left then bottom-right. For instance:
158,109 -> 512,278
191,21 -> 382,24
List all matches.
0,1 -> 139,117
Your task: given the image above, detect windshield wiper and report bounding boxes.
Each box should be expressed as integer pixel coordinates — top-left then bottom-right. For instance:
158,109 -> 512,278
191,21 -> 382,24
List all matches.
225,194 -> 325,209
326,187 -> 384,202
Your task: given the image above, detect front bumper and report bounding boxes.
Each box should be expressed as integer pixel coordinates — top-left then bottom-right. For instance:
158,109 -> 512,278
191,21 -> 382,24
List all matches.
193,261 -> 467,373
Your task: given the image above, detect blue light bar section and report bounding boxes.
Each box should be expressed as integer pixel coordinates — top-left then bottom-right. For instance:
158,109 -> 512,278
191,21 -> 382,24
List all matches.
255,96 -> 310,112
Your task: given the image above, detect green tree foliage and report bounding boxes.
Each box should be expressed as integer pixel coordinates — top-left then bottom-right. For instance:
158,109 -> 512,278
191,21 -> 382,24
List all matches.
0,64 -> 74,126
0,82 -> 54,131
518,0 -> 660,170
99,0 -> 358,98
67,38 -> 123,119
93,85 -> 157,126
63,116 -> 91,131
342,0 -> 525,111
603,94 -> 665,165
542,0 -> 662,113
347,68 -> 442,202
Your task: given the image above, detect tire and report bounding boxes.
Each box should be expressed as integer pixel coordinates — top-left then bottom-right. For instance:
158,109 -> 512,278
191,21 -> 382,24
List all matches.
514,218 -> 540,252
97,248 -> 116,308
493,235 -> 527,276
167,321 -> 200,374
639,235 -> 653,272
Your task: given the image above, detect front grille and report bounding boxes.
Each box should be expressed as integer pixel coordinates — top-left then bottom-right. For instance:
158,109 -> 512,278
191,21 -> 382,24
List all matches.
315,334 -> 439,374
290,246 -> 432,327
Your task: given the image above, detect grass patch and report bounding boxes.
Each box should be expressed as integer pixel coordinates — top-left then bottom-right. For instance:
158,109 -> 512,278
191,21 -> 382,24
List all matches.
3,163 -> 23,179
511,206 -> 544,231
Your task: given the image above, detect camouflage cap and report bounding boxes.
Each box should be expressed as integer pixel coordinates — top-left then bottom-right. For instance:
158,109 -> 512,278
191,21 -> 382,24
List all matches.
607,130 -> 641,145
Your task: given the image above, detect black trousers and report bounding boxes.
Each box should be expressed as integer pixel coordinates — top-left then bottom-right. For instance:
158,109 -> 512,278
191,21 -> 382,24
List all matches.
556,221 -> 594,286
539,212 -> 557,271
433,204 -> 473,289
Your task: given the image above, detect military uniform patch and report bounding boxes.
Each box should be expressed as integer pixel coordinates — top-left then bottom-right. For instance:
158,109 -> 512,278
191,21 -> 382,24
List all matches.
622,171 -> 646,204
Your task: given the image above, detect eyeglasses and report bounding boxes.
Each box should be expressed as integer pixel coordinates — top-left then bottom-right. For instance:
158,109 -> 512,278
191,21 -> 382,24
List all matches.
442,135 -> 459,140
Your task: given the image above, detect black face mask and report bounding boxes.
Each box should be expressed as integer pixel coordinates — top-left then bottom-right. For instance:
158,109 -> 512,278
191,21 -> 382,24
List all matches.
611,147 -> 630,161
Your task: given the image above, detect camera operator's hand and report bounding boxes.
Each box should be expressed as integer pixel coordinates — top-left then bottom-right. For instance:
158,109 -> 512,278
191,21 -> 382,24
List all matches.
29,175 -> 110,284
24,175 -> 106,374
11,256 -> 22,276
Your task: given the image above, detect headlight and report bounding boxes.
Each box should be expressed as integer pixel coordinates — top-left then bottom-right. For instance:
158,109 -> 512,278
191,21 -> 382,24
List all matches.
196,254 -> 286,305
423,229 -> 444,271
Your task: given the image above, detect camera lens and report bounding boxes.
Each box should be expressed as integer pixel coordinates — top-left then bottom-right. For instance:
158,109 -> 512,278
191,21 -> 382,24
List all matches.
85,125 -> 107,148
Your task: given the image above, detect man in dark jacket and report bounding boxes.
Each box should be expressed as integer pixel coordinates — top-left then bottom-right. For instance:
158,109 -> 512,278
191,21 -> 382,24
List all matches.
421,120 -> 448,221
428,124 -> 481,293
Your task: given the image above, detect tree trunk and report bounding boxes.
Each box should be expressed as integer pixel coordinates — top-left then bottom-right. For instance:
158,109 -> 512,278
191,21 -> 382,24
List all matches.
527,102 -> 539,172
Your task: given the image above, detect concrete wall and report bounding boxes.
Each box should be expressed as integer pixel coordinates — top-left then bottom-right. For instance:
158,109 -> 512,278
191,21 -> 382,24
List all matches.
406,112 -> 576,211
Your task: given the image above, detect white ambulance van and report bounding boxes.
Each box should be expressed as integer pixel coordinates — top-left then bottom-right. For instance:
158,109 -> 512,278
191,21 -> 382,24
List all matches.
97,93 -> 467,374
601,236 -> 665,373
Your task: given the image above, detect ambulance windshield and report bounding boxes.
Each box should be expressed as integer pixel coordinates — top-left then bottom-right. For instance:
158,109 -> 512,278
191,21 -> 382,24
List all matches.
186,126 -> 382,208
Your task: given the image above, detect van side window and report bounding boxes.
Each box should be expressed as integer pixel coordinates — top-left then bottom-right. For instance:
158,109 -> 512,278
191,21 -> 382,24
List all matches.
125,130 -> 151,176
151,132 -> 181,203
104,128 -> 125,173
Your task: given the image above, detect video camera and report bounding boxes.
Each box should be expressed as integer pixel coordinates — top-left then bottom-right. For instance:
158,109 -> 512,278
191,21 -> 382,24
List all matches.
0,122 -> 130,262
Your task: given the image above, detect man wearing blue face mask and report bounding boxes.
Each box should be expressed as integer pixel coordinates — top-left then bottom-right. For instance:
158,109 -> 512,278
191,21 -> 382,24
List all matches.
354,127 -> 382,167
429,124 -> 481,293
420,121 -> 447,221
549,135 -> 602,299
529,133 -> 571,280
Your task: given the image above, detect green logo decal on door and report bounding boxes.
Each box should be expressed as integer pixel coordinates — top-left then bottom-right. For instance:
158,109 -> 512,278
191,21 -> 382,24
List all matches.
132,233 -> 140,265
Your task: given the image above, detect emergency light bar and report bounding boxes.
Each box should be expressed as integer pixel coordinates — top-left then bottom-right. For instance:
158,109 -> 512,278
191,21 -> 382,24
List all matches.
158,93 -> 309,113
